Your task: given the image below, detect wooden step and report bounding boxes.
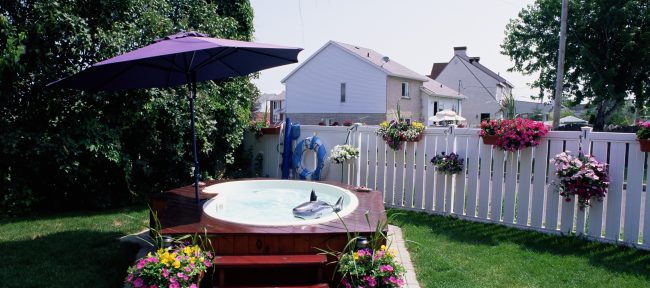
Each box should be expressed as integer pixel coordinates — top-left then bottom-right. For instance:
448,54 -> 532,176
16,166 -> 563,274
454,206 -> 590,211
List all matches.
214,254 -> 327,268
214,255 -> 328,286
218,284 -> 329,288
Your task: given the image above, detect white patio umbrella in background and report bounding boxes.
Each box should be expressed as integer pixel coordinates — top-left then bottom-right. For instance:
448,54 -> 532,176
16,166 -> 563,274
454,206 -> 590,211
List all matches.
429,109 -> 466,123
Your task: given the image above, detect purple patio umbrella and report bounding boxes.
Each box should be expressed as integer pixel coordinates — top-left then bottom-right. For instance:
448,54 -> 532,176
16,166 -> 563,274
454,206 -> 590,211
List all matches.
48,31 -> 302,204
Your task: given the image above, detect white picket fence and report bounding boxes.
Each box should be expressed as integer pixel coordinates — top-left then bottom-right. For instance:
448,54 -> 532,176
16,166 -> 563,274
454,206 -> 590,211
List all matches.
244,125 -> 649,250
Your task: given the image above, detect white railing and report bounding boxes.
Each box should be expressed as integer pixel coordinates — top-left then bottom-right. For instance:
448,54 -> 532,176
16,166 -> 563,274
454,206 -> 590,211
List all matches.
244,125 -> 649,250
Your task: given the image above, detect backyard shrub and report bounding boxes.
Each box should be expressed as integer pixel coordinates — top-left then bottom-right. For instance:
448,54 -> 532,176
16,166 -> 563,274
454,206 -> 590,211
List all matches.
0,0 -> 258,214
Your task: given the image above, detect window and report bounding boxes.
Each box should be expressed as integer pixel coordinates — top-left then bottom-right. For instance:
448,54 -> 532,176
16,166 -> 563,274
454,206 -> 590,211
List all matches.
340,83 -> 346,103
433,102 -> 438,115
480,113 -> 490,121
401,82 -> 409,98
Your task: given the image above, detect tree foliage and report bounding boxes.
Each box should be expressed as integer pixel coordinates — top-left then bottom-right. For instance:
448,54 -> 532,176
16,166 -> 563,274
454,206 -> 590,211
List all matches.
0,0 -> 258,214
502,0 -> 650,130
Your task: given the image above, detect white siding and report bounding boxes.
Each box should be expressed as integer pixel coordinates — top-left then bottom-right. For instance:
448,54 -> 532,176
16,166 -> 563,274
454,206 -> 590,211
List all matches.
436,56 -> 501,126
285,44 -> 387,114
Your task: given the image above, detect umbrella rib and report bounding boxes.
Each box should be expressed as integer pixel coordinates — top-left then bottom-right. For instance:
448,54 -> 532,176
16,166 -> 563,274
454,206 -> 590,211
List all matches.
90,62 -> 140,91
215,58 -> 244,76
191,48 -> 238,72
238,47 -> 299,63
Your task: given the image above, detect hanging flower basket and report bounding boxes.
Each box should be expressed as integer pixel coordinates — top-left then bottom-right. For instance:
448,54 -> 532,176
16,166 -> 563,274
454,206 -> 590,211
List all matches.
639,139 -> 650,152
481,135 -> 499,145
261,126 -> 281,135
553,151 -> 609,210
430,152 -> 464,174
479,118 -> 549,151
376,120 -> 425,150
636,121 -> 650,152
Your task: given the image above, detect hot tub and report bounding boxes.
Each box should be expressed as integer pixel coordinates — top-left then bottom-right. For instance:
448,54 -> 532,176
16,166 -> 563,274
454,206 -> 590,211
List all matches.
202,180 -> 359,226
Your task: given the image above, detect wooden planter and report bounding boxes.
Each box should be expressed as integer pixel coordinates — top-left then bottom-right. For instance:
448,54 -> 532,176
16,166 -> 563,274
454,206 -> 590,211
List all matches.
481,134 -> 499,145
639,139 -> 650,152
260,126 -> 281,135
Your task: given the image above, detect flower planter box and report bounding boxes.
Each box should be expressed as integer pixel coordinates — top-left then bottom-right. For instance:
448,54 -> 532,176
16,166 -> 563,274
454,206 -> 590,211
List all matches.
406,133 -> 423,142
481,135 -> 499,145
639,139 -> 650,152
261,126 -> 281,135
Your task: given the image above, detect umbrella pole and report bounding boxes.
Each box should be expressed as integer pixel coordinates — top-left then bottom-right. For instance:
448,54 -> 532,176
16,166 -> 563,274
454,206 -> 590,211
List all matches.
190,77 -> 200,205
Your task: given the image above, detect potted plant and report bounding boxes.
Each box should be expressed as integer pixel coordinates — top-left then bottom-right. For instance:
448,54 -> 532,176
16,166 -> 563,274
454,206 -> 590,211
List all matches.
430,152 -> 464,174
553,151 -> 609,209
479,119 -> 502,145
636,120 -> 650,152
329,144 -> 360,164
125,243 -> 214,288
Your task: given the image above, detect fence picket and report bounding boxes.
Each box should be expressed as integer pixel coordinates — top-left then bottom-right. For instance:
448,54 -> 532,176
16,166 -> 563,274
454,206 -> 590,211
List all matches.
478,142 -> 492,218
560,140 -> 580,234
516,148 -> 533,225
385,148 -> 396,205
394,147 -> 406,207
545,140 -> 564,230
413,139 -> 426,210
358,132 -> 369,187
605,142 -> 626,241
424,135 -> 436,211
465,134 -> 481,217
367,134 -> 378,190
453,136 -> 468,215
434,135 -> 447,212
624,141 -> 643,243
503,151 -> 518,223
404,142 -> 416,208
530,141 -> 549,228
376,138 -> 387,194
644,153 -> 650,246
490,149 -> 506,221
588,141 -> 608,238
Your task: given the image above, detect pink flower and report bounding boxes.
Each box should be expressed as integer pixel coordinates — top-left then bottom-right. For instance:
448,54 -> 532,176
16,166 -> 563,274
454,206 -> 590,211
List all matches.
380,264 -> 394,272
189,284 -> 197,288
133,278 -> 144,288
150,285 -> 158,288
363,275 -> 377,287
169,277 -> 177,284
341,277 -> 352,288
137,260 -> 146,269
162,268 -> 169,278
127,274 -> 133,282
169,283 -> 180,288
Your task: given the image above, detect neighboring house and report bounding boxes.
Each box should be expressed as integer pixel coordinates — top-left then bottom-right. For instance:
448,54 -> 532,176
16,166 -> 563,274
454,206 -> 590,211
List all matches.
281,41 -> 464,125
514,100 -> 554,121
255,91 -> 285,124
428,46 -> 514,126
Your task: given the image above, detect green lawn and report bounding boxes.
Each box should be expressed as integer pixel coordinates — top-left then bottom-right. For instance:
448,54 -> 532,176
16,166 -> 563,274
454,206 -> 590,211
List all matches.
0,206 -> 148,288
388,210 -> 650,288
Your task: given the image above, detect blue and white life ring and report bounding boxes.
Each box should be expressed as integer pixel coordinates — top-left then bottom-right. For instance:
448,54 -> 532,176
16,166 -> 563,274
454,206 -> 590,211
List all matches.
292,136 -> 327,180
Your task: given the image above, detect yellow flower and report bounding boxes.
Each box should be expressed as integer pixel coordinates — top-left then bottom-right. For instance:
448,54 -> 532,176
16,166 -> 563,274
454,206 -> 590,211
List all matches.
192,245 -> 200,253
190,257 -> 196,264
353,251 -> 359,260
380,121 -> 389,128
380,245 -> 387,251
156,248 -> 164,255
183,246 -> 192,255
173,260 -> 181,269
389,248 -> 397,257
161,258 -> 169,265
199,257 -> 205,263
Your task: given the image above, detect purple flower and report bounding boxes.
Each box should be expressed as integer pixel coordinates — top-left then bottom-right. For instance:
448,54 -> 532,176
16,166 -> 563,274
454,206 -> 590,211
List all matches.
133,278 -> 144,288
363,275 -> 377,287
380,264 -> 394,272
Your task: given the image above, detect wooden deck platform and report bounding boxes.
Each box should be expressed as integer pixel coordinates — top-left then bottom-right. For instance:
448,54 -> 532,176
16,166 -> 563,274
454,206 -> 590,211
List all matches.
151,178 -> 387,255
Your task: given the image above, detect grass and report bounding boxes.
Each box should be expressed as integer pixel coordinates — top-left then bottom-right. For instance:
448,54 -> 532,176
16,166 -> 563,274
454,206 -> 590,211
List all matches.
0,206 -> 148,288
388,210 -> 650,288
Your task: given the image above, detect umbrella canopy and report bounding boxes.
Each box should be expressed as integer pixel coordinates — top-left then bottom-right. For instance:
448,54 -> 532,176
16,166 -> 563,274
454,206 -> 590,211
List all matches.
429,109 -> 466,123
48,32 -> 302,204
48,31 -> 301,91
560,115 -> 588,125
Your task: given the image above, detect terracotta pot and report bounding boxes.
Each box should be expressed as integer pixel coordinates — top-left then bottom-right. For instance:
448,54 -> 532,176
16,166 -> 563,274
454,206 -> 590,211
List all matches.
482,134 -> 499,145
639,139 -> 650,152
260,126 -> 281,135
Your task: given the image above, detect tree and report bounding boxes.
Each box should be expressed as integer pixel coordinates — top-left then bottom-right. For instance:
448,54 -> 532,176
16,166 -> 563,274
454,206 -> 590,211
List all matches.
502,0 -> 650,130
0,0 -> 258,214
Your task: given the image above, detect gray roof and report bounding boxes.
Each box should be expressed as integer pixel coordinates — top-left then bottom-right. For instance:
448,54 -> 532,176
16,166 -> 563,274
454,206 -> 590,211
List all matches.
421,79 -> 465,99
428,63 -> 447,79
456,53 -> 512,86
514,100 -> 554,114
332,41 -> 430,81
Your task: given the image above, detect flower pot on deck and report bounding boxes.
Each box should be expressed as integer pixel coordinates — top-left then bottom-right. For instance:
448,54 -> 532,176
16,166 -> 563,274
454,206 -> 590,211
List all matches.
481,135 -> 499,145
639,139 -> 650,152
261,126 -> 281,135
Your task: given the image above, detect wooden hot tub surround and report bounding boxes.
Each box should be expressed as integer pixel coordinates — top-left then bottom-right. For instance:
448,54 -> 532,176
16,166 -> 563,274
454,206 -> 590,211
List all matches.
150,178 -> 387,286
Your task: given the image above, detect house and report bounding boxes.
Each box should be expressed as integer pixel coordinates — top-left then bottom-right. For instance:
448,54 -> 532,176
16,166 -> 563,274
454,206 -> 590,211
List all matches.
255,91 -> 285,124
514,100 -> 554,121
281,41 -> 465,125
428,46 -> 514,126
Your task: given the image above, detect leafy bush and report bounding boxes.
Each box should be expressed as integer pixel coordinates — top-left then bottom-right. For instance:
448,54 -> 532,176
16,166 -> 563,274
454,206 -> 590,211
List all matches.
0,0 -> 257,214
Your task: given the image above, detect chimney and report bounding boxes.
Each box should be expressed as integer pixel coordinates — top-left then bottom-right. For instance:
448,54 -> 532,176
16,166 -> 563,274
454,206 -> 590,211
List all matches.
453,46 -> 467,58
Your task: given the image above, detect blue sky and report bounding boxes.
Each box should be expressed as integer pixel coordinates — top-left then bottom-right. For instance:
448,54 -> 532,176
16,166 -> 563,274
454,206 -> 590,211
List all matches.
250,0 -> 538,101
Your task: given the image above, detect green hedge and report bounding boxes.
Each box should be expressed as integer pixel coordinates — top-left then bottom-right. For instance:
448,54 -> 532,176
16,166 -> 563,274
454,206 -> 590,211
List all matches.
0,0 -> 258,214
